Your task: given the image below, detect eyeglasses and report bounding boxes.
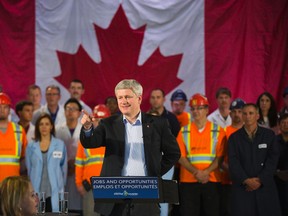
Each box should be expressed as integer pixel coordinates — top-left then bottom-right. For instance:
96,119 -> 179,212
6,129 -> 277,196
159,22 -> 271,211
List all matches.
65,107 -> 79,112
191,106 -> 207,111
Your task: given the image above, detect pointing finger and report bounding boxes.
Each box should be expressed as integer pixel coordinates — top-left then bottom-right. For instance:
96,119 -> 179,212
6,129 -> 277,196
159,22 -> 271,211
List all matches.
82,109 -> 94,120
82,109 -> 91,117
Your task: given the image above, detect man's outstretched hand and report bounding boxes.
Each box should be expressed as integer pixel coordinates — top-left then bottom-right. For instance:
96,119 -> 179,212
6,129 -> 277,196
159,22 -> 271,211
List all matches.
81,110 -> 94,129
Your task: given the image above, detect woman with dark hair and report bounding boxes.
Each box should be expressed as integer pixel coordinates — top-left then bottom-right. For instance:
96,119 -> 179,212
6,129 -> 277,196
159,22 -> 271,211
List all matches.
256,92 -> 278,133
26,113 -> 67,212
0,176 -> 38,216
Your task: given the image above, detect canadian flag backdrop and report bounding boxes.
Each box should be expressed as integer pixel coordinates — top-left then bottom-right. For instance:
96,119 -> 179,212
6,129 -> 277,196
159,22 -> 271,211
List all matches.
0,0 -> 288,112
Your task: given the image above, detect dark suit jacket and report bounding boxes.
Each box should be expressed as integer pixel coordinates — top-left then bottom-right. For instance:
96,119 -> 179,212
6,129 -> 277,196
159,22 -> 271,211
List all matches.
80,112 -> 180,215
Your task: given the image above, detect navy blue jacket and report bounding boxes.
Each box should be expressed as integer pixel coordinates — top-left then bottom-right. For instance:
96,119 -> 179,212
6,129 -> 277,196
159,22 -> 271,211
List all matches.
228,126 -> 281,216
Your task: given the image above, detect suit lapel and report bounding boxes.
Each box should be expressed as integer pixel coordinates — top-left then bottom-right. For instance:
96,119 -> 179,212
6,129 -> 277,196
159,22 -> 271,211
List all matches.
142,113 -> 154,165
113,114 -> 126,157
142,113 -> 153,141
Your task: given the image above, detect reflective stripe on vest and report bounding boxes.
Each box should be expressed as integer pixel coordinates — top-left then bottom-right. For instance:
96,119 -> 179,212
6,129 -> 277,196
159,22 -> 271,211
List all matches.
182,122 -> 220,164
0,156 -> 21,165
187,112 -> 191,123
75,149 -> 104,167
0,123 -> 22,165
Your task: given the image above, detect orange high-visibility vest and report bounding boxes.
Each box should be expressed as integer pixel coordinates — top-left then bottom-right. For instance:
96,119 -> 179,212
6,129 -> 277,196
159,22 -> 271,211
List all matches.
0,122 -> 27,182
75,141 -> 105,187
177,121 -> 226,183
221,125 -> 239,185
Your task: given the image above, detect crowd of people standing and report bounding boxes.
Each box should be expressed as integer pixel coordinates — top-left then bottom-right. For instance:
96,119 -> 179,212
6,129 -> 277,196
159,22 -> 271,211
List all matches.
0,79 -> 288,216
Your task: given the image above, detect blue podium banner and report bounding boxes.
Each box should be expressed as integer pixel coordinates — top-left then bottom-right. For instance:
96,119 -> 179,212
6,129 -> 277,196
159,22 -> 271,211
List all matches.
91,176 -> 160,200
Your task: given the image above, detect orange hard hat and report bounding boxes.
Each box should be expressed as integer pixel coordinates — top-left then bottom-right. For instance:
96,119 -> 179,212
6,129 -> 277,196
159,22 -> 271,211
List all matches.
0,93 -> 11,106
189,93 -> 209,107
93,104 -> 111,118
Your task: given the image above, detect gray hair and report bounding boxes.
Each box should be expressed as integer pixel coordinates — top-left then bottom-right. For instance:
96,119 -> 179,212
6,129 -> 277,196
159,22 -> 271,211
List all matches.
114,79 -> 143,96
45,85 -> 61,94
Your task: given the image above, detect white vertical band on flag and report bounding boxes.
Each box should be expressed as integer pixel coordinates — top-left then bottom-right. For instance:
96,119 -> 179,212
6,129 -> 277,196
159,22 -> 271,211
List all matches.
36,0 -> 205,108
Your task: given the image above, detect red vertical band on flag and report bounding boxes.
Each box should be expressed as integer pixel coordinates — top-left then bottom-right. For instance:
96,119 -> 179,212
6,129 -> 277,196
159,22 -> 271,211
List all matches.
0,1 -> 35,107
205,0 -> 288,110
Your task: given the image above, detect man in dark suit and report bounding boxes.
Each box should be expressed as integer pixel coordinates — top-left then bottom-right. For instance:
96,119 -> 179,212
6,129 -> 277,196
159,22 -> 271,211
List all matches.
80,79 -> 180,216
228,103 -> 281,216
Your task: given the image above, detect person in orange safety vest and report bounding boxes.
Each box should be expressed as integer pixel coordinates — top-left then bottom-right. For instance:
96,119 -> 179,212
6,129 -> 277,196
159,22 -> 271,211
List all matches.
170,89 -> 191,127
177,93 -> 226,216
0,92 -> 27,182
75,104 -> 111,216
170,89 -> 191,216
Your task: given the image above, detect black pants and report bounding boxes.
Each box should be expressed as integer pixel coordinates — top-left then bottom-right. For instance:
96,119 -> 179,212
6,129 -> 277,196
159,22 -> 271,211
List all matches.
179,182 -> 220,216
219,184 -> 231,216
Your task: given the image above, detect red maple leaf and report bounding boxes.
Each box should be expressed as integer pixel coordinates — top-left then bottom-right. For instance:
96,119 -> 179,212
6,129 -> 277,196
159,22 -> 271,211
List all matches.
56,6 -> 183,111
